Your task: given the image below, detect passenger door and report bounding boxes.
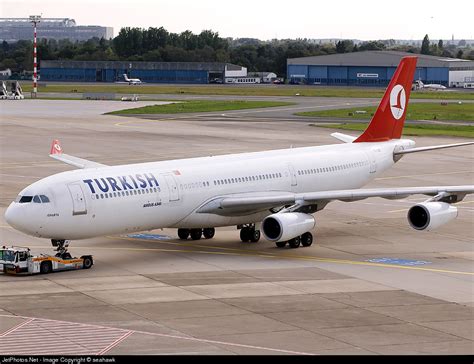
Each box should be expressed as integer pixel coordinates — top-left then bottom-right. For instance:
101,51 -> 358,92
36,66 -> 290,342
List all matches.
163,174 -> 180,202
67,183 -> 87,215
367,151 -> 377,174
288,164 -> 298,186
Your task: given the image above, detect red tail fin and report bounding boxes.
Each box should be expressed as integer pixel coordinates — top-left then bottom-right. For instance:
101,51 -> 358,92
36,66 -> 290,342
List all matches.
354,56 -> 417,143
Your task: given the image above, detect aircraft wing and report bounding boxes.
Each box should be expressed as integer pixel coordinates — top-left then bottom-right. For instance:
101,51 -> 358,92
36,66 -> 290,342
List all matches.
49,139 -> 107,169
197,186 -> 474,216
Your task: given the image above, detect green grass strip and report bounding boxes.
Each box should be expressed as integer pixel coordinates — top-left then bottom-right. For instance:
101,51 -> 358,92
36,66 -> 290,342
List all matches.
297,102 -> 474,121
21,83 -> 474,100
107,100 -> 294,114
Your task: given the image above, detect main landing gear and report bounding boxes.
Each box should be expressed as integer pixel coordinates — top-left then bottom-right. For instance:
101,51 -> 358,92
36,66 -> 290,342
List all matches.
275,232 -> 313,249
177,228 -> 215,241
239,224 -> 260,243
51,239 -> 72,259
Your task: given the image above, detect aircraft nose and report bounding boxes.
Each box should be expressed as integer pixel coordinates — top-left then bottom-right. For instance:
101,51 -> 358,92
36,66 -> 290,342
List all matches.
5,203 -> 16,225
5,203 -> 24,231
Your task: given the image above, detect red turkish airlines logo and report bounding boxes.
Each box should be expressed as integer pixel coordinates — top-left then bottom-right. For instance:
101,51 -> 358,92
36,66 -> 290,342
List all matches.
390,85 -> 406,120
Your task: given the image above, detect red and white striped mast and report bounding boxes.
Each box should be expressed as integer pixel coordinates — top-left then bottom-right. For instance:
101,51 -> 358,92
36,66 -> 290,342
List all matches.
29,15 -> 41,98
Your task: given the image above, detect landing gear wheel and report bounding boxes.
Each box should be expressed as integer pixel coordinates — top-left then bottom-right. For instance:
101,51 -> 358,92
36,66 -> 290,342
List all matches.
249,229 -> 260,243
178,229 -> 190,240
275,241 -> 287,248
301,232 -> 313,247
288,236 -> 301,249
240,227 -> 250,242
190,229 -> 203,240
203,228 -> 215,239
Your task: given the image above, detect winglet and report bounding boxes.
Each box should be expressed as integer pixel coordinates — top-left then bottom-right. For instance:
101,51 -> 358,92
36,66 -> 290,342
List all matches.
48,139 -> 107,169
354,56 -> 418,143
50,139 -> 63,155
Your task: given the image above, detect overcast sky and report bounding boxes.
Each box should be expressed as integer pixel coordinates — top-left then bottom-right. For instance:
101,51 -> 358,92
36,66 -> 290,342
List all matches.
2,0 -> 473,41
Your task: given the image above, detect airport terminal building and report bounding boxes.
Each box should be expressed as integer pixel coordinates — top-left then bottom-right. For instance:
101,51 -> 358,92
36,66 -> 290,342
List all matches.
287,51 -> 474,87
40,61 -> 247,84
0,18 -> 113,42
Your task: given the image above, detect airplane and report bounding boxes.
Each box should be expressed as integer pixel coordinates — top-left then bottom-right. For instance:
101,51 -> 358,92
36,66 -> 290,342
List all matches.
4,56 -> 474,256
122,74 -> 142,85
413,79 -> 447,90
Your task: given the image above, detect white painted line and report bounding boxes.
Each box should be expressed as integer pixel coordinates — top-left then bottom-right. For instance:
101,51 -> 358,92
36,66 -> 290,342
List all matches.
0,318 -> 34,337
0,314 -> 314,355
98,331 -> 134,355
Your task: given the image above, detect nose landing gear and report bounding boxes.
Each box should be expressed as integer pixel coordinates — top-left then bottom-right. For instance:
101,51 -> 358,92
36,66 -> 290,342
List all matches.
51,239 -> 72,259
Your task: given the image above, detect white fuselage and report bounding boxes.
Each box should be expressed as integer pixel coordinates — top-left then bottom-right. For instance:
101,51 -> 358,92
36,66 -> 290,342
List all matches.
5,139 -> 414,240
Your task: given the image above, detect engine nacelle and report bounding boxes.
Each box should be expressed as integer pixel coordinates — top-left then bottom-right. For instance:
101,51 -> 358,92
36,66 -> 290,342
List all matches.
407,202 -> 458,231
262,212 -> 315,242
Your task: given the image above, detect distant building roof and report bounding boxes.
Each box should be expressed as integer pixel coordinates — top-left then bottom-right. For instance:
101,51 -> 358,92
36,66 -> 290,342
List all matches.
41,60 -> 244,72
0,17 -> 113,41
0,18 -> 77,27
248,72 -> 277,78
288,51 -> 474,69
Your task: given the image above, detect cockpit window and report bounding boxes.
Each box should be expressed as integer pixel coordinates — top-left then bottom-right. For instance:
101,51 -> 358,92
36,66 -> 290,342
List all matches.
40,195 -> 50,203
33,195 -> 41,203
19,196 -> 33,203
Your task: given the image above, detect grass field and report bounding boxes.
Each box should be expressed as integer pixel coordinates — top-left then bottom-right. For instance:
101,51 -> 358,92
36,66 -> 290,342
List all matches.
107,100 -> 294,114
21,83 -> 474,100
312,123 -> 474,138
297,102 -> 474,121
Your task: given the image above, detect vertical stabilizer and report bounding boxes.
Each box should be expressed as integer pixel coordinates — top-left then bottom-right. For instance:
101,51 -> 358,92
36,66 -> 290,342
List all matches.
354,56 -> 417,143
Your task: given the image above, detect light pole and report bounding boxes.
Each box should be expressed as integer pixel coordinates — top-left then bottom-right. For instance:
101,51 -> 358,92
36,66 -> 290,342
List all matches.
29,15 -> 41,98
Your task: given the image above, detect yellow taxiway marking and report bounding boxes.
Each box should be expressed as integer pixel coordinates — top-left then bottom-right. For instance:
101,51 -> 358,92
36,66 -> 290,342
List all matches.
106,235 -> 474,276
16,239 -> 474,277
114,115 -> 184,128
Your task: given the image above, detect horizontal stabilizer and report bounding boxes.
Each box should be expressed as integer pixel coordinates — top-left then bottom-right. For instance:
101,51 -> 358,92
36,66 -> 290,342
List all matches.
331,132 -> 357,143
394,141 -> 474,155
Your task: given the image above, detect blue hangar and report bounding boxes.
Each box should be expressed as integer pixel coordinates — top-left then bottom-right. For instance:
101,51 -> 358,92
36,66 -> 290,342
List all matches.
287,50 -> 474,87
40,61 -> 247,84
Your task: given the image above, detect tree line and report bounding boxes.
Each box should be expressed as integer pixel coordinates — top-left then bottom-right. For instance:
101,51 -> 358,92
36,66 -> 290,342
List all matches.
1,27 -> 473,78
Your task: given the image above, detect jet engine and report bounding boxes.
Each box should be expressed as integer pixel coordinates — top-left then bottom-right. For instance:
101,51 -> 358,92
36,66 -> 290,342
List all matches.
262,212 -> 315,242
407,202 -> 458,231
